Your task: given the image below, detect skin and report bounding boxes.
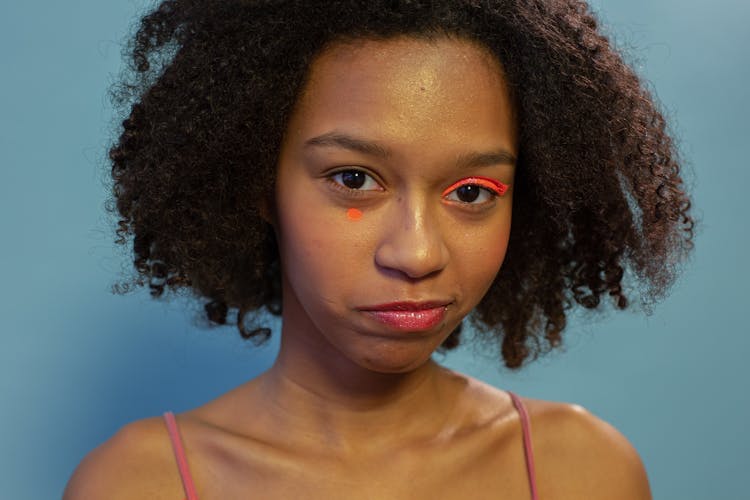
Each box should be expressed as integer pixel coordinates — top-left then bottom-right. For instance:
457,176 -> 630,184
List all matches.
64,37 -> 651,499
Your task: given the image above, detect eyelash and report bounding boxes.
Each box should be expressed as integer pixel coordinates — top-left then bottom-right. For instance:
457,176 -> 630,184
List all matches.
325,168 -> 508,208
325,169 -> 384,198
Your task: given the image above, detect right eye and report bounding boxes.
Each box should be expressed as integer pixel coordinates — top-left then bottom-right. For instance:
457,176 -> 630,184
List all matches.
326,169 -> 384,194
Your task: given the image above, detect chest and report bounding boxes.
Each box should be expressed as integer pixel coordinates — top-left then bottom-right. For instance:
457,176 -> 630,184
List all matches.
189,429 -> 535,499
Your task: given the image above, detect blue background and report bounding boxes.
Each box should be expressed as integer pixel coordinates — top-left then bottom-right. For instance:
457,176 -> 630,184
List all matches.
1,1 -> 747,498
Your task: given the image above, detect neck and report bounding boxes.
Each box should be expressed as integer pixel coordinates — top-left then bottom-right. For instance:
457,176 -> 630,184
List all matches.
255,337 -> 459,456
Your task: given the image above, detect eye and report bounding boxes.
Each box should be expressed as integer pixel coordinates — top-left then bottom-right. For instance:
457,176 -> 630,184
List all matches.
327,169 -> 383,193
442,176 -> 509,206
444,184 -> 495,204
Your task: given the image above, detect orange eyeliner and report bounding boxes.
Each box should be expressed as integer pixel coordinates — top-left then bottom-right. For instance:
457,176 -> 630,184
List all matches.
442,176 -> 509,197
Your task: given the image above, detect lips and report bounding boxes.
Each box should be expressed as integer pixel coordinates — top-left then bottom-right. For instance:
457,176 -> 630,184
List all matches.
358,301 -> 451,331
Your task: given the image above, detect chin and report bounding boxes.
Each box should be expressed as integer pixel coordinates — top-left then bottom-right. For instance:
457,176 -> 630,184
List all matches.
355,344 -> 437,374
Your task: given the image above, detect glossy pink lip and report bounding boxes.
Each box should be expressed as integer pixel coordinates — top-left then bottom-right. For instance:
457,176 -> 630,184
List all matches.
358,301 -> 451,331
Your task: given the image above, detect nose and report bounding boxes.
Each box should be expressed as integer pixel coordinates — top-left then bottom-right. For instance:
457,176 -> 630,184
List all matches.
374,195 -> 450,280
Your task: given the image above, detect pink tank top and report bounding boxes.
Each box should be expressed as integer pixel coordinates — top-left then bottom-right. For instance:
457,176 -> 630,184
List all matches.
163,390 -> 538,500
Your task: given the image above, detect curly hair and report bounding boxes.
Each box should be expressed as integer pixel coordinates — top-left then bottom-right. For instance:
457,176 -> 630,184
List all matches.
108,0 -> 694,369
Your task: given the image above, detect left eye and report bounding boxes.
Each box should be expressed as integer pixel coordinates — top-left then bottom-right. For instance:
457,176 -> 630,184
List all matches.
444,184 -> 497,204
329,169 -> 382,191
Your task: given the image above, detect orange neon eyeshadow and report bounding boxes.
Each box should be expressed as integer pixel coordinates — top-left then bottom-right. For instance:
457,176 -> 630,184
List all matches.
441,176 -> 509,197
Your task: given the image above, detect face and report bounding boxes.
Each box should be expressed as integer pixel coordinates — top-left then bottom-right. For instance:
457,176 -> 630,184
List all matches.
274,36 -> 517,374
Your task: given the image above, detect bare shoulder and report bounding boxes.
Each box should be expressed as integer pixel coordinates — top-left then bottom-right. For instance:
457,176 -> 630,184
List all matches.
63,415 -> 183,500
521,397 -> 652,500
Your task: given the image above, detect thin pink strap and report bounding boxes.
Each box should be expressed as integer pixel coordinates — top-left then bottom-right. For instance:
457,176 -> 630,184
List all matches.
508,391 -> 539,500
163,411 -> 199,500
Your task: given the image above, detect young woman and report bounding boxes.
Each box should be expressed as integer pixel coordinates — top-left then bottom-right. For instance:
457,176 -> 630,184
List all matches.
65,0 -> 693,498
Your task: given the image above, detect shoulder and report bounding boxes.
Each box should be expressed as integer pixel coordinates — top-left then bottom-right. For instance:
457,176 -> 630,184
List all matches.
63,415 -> 184,500
521,397 -> 652,500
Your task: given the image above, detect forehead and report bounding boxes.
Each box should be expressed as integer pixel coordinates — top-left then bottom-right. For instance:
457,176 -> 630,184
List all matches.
285,35 -> 517,155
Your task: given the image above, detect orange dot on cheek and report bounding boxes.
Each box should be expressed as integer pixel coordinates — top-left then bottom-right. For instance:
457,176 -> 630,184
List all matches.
346,208 -> 363,221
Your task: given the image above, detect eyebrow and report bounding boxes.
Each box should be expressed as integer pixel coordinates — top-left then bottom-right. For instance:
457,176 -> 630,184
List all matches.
455,150 -> 516,169
304,131 -> 516,168
305,132 -> 391,159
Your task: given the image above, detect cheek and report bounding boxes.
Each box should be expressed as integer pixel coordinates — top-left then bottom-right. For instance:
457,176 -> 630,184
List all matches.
453,218 -> 511,299
277,197 -> 371,298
